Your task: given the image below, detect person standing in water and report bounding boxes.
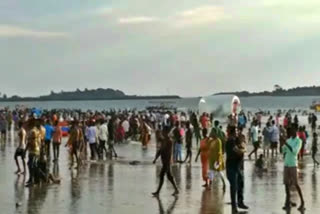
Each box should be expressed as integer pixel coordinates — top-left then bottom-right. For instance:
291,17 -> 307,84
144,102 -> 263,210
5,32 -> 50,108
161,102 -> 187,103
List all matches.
282,127 -> 305,211
67,120 -> 82,168
172,121 -> 183,163
107,118 -> 118,159
208,129 -> 226,192
52,121 -> 62,162
24,119 -> 40,187
98,119 -> 109,159
312,132 -> 319,167
226,126 -> 249,213
14,121 -> 26,175
248,121 -> 259,160
183,121 -> 193,164
270,120 -> 280,158
195,129 -> 211,188
44,120 -> 54,160
152,126 -> 179,197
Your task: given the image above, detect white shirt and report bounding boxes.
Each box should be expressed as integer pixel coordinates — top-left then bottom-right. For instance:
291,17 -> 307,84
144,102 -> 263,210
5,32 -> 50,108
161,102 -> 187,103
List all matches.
270,125 -> 280,142
86,126 -> 98,144
251,126 -> 259,142
122,120 -> 130,133
98,123 -> 108,141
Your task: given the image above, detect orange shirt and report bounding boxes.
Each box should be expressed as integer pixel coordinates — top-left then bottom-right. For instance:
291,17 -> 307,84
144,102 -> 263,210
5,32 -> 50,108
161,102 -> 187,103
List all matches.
53,126 -> 62,143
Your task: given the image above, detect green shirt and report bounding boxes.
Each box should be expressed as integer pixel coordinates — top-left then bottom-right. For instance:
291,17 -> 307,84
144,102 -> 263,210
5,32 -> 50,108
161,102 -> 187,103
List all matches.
282,137 -> 302,167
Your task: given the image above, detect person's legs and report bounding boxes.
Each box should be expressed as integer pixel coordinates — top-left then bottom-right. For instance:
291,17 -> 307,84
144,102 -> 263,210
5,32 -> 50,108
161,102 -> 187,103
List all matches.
153,167 -> 166,195
295,183 -> 305,210
94,143 -> 99,159
248,147 -> 257,159
166,167 -> 179,195
219,171 -> 227,192
227,167 -> 238,211
313,152 -> 320,165
14,150 -> 21,173
178,144 -> 182,162
27,155 -> 33,183
53,144 -> 57,161
22,156 -> 26,174
283,184 -> 291,209
254,145 -> 258,160
47,141 -> 51,159
89,143 -> 95,159
237,169 -> 248,209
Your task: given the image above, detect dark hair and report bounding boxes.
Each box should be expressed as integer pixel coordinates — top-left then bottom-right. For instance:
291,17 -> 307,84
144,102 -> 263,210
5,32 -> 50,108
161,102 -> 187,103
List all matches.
186,121 -> 190,129
163,125 -> 171,134
228,126 -> 236,136
202,128 -> 208,138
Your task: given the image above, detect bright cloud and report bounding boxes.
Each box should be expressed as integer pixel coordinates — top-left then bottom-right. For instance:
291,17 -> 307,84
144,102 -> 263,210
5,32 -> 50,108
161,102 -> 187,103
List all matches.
118,16 -> 158,24
173,6 -> 227,27
0,25 -> 69,38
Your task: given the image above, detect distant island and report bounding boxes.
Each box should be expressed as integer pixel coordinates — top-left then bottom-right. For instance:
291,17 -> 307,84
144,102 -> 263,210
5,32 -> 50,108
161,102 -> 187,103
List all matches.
0,88 -> 180,102
215,85 -> 320,97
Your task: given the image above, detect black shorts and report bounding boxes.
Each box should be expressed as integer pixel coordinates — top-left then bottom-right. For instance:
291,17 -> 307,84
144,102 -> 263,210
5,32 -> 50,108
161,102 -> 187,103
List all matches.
271,141 -> 278,149
15,148 -> 25,159
1,130 -> 6,135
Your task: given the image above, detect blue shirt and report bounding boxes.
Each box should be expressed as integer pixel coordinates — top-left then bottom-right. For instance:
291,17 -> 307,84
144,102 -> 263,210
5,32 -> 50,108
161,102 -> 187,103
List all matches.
44,124 -> 54,141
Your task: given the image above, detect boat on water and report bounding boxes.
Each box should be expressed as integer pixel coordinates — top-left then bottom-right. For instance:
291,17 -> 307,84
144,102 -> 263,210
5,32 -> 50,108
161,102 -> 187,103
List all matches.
145,100 -> 177,112
310,101 -> 320,112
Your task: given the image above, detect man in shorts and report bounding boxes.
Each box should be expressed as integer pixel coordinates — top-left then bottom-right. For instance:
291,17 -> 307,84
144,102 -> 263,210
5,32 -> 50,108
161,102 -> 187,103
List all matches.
270,120 -> 280,158
282,127 -> 305,211
14,121 -> 26,174
0,114 -> 7,142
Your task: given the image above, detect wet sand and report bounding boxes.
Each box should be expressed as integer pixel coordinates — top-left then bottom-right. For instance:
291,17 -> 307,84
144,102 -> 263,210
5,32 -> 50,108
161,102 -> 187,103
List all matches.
1,133 -> 320,214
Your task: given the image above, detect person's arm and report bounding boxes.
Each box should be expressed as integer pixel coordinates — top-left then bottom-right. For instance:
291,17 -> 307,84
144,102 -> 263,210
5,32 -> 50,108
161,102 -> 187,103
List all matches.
153,149 -> 161,164
233,143 -> 246,155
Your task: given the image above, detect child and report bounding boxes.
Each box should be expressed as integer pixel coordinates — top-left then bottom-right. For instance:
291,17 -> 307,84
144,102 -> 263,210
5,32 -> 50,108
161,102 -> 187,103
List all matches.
312,132 -> 319,167
255,154 -> 267,172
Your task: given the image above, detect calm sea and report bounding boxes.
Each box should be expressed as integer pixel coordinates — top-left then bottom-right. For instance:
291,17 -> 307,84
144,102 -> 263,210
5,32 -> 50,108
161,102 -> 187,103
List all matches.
0,96 -> 319,112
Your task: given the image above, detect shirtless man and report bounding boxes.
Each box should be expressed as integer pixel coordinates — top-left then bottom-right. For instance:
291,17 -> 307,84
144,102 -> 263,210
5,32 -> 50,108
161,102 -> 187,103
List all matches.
66,120 -> 82,169
14,121 -> 26,175
152,126 -> 179,197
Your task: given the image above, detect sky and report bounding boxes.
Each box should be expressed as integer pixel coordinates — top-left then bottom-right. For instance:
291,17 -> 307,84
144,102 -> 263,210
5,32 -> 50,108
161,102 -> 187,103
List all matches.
1,0 -> 320,97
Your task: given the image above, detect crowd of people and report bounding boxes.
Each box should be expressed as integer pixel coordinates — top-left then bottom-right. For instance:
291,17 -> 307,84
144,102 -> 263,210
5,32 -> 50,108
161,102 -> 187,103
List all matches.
0,107 -> 319,213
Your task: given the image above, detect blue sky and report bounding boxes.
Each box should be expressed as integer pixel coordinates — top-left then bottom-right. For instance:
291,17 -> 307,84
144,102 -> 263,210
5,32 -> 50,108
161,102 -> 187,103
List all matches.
1,0 -> 320,97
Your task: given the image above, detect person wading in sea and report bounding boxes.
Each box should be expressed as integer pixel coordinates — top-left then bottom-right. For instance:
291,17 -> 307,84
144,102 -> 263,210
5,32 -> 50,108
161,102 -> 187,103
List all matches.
282,127 -> 305,211
226,126 -> 249,213
152,126 -> 179,197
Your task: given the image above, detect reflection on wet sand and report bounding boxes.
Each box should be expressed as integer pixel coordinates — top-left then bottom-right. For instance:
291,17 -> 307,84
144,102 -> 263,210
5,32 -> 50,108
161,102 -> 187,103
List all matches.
2,137 -> 320,214
155,196 -> 178,214
26,185 -> 48,214
199,189 -> 225,214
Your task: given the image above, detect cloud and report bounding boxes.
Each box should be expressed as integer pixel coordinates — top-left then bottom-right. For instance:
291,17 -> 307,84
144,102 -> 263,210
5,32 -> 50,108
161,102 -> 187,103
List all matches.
115,6 -> 228,27
0,25 -> 69,38
173,6 -> 227,27
118,16 -> 158,24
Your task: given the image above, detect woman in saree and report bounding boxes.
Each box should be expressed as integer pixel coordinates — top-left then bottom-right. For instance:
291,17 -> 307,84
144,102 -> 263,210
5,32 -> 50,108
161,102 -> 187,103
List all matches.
195,128 -> 211,188
208,129 -> 226,191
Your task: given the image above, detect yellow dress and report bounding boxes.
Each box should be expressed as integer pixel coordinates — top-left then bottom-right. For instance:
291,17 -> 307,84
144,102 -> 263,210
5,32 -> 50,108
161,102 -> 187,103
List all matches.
209,138 -> 225,171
